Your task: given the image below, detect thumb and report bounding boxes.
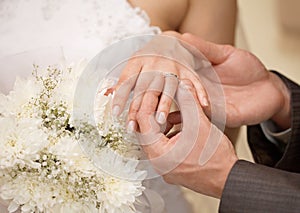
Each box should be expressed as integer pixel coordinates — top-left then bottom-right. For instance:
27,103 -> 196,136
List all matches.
177,80 -> 225,167
176,80 -> 203,133
136,112 -> 165,145
135,112 -> 178,175
169,80 -> 202,161
181,33 -> 233,65
138,80 -> 203,175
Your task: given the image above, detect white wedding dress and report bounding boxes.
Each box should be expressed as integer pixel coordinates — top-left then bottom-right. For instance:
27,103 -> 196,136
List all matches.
0,0 -> 191,212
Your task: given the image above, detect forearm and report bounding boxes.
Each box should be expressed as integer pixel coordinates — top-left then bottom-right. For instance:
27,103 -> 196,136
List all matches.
220,160 -> 300,213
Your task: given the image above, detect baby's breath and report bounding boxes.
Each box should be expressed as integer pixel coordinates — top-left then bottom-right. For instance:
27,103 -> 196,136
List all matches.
29,66 -> 74,137
0,62 -> 145,213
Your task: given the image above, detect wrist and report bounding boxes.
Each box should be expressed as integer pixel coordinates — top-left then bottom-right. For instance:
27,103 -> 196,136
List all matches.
215,154 -> 238,199
270,73 -> 291,130
192,136 -> 238,199
208,136 -> 238,199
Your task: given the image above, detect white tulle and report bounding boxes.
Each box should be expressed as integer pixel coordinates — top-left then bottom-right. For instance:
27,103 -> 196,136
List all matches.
0,1 -> 191,212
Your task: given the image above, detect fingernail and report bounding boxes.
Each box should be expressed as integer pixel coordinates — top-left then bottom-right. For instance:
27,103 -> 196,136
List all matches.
179,81 -> 185,88
127,120 -> 136,133
112,105 -> 120,117
202,97 -> 209,107
179,81 -> 189,90
156,112 -> 166,124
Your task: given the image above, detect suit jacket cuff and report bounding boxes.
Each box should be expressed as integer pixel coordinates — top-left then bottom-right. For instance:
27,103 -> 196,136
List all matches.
219,160 -> 300,213
247,71 -> 300,171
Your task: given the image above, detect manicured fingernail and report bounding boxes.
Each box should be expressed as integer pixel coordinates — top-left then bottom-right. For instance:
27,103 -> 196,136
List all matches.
112,105 -> 120,117
156,112 -> 166,124
179,81 -> 189,90
179,81 -> 185,88
202,97 -> 209,107
127,120 -> 136,133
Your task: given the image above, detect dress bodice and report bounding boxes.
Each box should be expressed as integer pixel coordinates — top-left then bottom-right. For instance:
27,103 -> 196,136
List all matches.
0,0 -> 160,60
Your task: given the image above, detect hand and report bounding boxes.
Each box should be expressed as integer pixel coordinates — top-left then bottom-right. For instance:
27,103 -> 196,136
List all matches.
181,33 -> 291,129
109,31 -> 209,133
135,79 -> 238,198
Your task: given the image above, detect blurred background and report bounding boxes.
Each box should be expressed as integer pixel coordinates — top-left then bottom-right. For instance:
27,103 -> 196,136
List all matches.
184,0 -> 300,212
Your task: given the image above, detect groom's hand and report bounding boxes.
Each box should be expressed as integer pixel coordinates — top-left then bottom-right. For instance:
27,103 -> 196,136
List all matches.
136,80 -> 238,198
181,33 -> 291,129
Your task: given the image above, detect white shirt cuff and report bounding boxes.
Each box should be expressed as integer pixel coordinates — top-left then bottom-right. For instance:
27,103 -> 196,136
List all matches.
260,120 -> 291,145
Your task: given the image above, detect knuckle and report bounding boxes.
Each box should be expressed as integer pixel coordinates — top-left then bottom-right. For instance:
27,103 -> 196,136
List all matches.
159,98 -> 172,110
136,104 -> 157,121
134,85 -> 146,94
129,103 -> 139,113
128,111 -> 137,120
162,175 -> 173,184
149,90 -> 162,97
136,111 -> 148,121
222,44 -> 234,52
127,56 -> 142,66
180,79 -> 193,88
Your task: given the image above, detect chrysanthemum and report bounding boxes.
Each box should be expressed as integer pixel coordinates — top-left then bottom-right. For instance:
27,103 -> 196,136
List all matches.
0,62 -> 146,213
0,117 -> 48,169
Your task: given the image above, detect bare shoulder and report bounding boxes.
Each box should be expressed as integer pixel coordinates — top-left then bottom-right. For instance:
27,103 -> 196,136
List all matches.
128,0 -> 189,31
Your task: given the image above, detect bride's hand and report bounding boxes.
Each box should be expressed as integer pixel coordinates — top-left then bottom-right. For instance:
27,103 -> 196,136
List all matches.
108,31 -> 209,132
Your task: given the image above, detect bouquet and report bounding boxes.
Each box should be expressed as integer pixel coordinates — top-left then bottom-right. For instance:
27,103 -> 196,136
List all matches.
0,60 -> 147,213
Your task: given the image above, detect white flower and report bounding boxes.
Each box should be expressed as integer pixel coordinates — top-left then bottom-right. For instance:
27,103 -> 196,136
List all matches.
49,135 -> 96,172
98,177 -> 142,213
0,117 -> 48,169
0,61 -> 147,213
1,173 -> 57,213
94,148 -> 146,180
0,77 -> 41,117
0,93 -> 7,116
51,59 -> 87,111
52,202 -> 98,213
94,84 -> 141,158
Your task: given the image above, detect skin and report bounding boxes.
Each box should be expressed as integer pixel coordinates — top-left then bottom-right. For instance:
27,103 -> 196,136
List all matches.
128,0 -> 237,44
112,0 -> 238,140
136,34 -> 291,199
111,32 -> 209,130
137,79 -> 238,198
181,33 -> 291,130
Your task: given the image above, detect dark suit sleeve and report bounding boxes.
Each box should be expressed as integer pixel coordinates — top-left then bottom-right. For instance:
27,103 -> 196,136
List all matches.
219,72 -> 300,212
246,71 -> 300,171
219,160 -> 300,213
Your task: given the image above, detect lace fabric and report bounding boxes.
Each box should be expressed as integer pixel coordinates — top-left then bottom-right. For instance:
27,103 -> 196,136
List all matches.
0,0 -> 161,60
